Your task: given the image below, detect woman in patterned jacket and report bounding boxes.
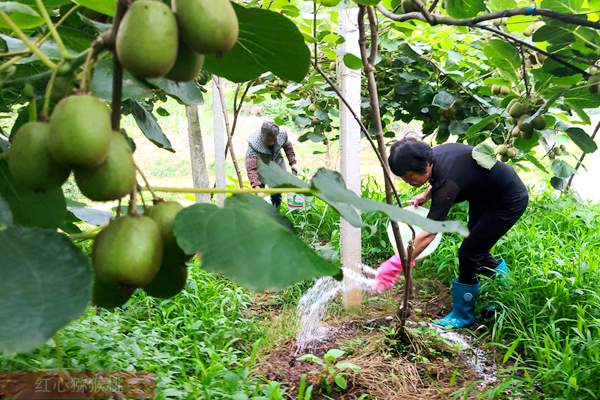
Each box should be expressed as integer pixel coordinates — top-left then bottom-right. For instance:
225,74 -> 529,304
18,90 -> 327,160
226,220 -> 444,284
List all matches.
245,121 -> 298,207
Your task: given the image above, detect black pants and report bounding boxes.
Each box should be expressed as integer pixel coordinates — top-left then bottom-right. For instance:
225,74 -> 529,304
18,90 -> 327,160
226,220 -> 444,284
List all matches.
458,191 -> 529,284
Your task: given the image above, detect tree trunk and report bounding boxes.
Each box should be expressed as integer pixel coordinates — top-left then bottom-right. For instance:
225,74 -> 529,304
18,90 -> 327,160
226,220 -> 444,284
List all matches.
186,105 -> 210,203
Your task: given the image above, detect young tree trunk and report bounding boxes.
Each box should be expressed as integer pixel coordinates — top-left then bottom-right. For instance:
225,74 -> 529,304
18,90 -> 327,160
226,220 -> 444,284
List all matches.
186,105 -> 210,203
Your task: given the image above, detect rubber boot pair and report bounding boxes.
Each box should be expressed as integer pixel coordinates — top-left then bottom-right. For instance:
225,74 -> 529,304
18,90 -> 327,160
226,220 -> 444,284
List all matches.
435,260 -> 508,329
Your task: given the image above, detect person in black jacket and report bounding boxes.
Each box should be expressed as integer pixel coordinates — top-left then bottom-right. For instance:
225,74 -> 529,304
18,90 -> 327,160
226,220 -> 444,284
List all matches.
379,137 -> 528,328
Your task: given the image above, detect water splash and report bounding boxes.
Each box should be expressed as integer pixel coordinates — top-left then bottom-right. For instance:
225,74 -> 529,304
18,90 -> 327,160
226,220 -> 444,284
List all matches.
425,322 -> 498,386
295,265 -> 377,352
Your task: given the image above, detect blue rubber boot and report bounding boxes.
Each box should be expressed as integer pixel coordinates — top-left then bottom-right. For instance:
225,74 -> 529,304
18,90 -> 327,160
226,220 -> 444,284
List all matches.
435,280 -> 481,329
494,259 -> 509,283
483,260 -> 509,314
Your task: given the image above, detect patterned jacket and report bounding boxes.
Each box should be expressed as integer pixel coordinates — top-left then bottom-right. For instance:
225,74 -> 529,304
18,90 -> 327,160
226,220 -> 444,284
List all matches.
245,127 -> 297,188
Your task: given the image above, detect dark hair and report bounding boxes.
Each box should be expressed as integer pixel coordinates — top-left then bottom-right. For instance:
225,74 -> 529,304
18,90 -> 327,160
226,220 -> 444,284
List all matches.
388,138 -> 433,177
261,121 -> 279,138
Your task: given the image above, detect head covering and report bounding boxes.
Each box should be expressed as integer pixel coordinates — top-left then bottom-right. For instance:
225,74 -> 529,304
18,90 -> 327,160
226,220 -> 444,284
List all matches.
261,121 -> 279,139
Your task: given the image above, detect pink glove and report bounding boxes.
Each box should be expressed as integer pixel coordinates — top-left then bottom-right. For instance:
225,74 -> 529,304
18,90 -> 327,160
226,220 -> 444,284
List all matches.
375,254 -> 415,293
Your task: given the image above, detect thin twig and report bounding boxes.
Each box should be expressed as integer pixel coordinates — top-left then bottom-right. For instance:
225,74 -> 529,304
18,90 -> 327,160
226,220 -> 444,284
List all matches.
477,25 -> 590,78
0,11 -> 56,70
314,66 -> 400,202
135,163 -> 157,200
0,5 -> 79,71
428,0 -> 441,13
214,76 -> 244,188
42,64 -> 61,118
519,45 -> 531,97
143,186 -> 313,195
35,0 -> 68,58
128,187 -> 137,215
110,0 -> 127,131
567,120 -> 600,188
225,80 -> 253,158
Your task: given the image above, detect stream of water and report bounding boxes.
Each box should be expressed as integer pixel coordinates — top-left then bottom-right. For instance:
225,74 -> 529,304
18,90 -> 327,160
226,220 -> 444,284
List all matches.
295,265 -> 499,386
295,265 -> 377,352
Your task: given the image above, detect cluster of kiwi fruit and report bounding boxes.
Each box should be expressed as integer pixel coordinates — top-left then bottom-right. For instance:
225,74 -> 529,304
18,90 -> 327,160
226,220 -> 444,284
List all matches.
93,200 -> 191,309
496,143 -> 518,161
507,99 -> 546,140
9,95 -> 136,201
491,85 -> 510,96
116,0 -> 239,81
548,144 -> 567,160
6,0 -> 240,309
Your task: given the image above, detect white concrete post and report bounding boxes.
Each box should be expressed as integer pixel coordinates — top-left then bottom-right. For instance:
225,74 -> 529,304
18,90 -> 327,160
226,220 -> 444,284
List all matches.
338,4 -> 363,309
212,76 -> 227,206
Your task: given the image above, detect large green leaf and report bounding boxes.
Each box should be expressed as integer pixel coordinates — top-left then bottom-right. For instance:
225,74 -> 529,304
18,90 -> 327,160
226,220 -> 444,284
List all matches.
204,4 -> 311,83
466,114 -> 499,137
126,100 -> 174,152
173,202 -> 339,291
258,162 -> 468,236
343,53 -> 362,70
532,24 -> 575,50
483,40 -> 521,82
0,225 -> 92,353
16,0 -> 69,8
551,159 -> 575,178
0,2 -> 43,29
0,33 -> 62,63
73,0 -> 115,16
0,193 -> 12,226
566,127 -> 598,153
445,0 -> 485,18
540,0 -> 583,13
224,194 -> 293,231
259,160 -> 310,189
310,169 -> 362,227
146,78 -> 204,106
313,169 -> 469,235
0,160 -> 67,229
472,141 -> 497,170
514,131 -> 541,153
432,91 -> 455,109
92,58 -> 153,101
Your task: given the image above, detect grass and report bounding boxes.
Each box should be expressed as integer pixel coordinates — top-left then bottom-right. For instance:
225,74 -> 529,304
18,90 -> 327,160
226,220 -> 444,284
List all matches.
0,264 -> 278,399
1,178 -> 599,399
416,193 -> 600,399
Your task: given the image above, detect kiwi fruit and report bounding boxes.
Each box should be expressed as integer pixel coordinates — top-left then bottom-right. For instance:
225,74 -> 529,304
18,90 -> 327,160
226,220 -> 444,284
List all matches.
74,132 -> 136,201
92,215 -> 163,287
8,121 -> 70,191
116,0 -> 178,78
48,95 -> 112,168
175,0 -> 239,55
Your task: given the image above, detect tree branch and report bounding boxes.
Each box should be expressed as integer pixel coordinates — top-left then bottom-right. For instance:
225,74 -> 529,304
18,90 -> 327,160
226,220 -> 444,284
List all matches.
214,76 -> 244,188
225,80 -> 253,159
478,25 -> 590,78
377,4 -> 600,30
110,0 -> 127,131
35,0 -> 68,58
360,6 -> 414,328
0,11 -> 57,70
314,65 -> 400,201
567,120 -> 600,188
519,45 -> 531,97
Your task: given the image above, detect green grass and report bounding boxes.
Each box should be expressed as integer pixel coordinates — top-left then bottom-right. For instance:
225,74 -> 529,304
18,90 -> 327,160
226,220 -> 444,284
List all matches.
0,264 -> 282,399
2,179 -> 599,400
417,193 -> 600,399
